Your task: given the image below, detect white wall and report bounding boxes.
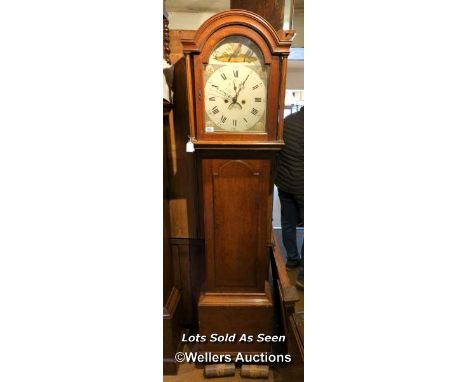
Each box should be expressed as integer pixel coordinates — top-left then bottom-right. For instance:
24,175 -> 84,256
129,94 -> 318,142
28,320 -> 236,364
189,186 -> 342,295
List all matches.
292,9 -> 304,47
168,9 -> 304,47
167,11 -> 216,30
286,62 -> 304,90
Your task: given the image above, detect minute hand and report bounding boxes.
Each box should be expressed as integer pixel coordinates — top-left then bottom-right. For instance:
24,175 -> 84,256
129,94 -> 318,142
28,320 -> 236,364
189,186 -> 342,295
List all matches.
236,74 -> 250,96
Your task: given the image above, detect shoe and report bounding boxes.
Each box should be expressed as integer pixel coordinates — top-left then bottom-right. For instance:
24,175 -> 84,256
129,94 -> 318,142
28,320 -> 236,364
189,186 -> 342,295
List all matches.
286,259 -> 300,270
296,279 -> 304,289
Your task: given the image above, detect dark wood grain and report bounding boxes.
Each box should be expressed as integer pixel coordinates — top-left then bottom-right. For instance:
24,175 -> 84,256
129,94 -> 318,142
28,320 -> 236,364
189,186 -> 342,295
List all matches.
169,238 -> 204,327
290,312 -> 304,361
230,0 -> 286,31
166,30 -> 200,239
201,158 -> 271,292
163,112 -> 173,303
162,22 -> 184,372
163,80 -> 184,374
198,290 -> 273,353
163,15 -> 170,64
163,287 -> 184,374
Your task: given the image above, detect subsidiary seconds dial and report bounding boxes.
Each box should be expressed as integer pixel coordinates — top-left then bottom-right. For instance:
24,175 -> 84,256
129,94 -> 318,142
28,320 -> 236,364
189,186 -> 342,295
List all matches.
204,65 -> 266,132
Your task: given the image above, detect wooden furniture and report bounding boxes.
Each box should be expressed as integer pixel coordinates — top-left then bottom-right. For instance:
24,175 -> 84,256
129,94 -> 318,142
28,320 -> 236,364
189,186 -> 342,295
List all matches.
182,10 -> 291,354
269,233 -> 303,380
163,101 -> 185,374
162,7 -> 185,374
230,0 -> 296,40
166,29 -> 205,332
231,0 -> 288,31
290,312 -> 304,361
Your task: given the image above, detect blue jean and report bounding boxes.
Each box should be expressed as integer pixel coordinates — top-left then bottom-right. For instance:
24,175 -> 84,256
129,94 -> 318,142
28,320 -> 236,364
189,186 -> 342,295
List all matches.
278,188 -> 304,280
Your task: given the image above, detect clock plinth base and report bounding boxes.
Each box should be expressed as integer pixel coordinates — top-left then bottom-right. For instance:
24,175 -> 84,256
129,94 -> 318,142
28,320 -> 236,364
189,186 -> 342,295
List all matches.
198,289 -> 273,354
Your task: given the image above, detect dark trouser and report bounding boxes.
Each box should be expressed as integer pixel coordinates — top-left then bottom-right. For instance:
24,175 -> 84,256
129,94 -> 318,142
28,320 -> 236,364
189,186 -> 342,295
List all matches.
278,188 -> 304,279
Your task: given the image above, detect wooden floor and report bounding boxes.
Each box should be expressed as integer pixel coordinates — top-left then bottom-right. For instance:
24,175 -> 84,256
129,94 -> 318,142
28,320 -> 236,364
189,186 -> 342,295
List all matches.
274,227 -> 304,313
163,358 -> 274,382
164,361 -> 303,382
164,229 -> 304,381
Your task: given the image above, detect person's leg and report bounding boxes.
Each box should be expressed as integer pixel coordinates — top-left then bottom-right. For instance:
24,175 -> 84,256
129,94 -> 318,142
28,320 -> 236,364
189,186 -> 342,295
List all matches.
278,188 -> 300,268
296,242 -> 304,288
296,194 -> 304,288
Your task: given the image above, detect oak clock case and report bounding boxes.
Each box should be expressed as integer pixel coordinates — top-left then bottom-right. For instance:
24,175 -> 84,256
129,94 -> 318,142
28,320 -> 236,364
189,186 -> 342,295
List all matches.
182,10 -> 291,354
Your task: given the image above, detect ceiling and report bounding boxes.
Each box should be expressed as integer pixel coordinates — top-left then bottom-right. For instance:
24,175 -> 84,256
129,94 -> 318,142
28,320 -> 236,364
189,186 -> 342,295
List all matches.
166,0 -> 228,12
166,0 -> 303,12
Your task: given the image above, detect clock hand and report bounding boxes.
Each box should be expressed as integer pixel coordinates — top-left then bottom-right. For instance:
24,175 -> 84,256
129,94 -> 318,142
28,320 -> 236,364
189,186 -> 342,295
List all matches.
228,74 -> 250,109
211,86 -> 232,99
236,74 -> 250,97
228,80 -> 243,110
240,74 -> 250,89
207,93 -> 230,100
228,93 -> 243,110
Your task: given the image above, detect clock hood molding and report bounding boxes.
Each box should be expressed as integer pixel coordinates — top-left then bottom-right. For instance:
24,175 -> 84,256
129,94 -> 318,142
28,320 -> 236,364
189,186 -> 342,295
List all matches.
181,9 -> 291,148
181,10 -> 292,56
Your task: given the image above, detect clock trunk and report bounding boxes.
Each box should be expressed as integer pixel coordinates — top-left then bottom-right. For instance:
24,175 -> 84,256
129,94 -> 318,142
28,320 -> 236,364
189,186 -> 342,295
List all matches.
198,152 -> 275,354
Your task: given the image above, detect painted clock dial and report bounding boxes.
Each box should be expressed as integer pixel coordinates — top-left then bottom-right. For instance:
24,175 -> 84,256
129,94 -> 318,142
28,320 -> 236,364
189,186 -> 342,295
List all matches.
203,36 -> 269,133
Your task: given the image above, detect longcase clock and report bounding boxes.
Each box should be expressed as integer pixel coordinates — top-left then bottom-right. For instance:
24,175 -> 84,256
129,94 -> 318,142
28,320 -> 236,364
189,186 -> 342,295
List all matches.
182,10 -> 291,354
